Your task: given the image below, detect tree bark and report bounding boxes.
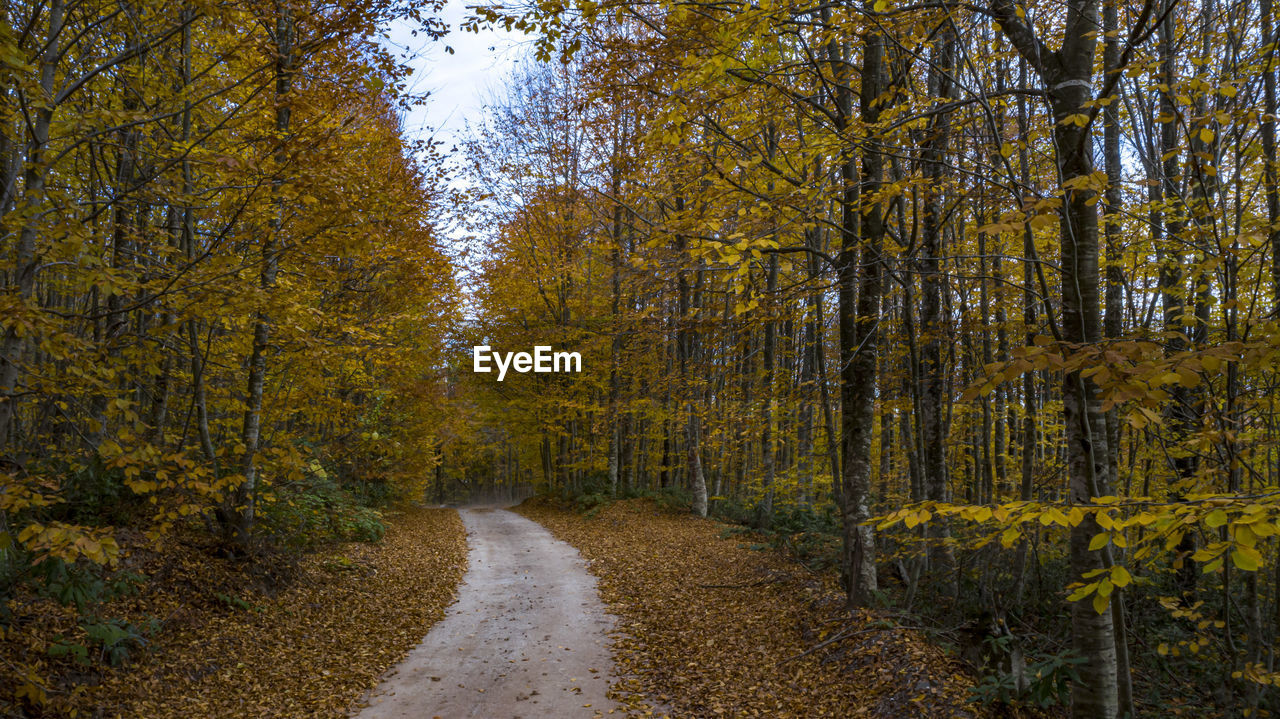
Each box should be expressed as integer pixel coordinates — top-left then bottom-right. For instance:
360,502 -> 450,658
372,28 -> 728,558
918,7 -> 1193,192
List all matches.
234,9 -> 293,547
0,0 -> 66,454
834,6 -> 884,607
992,0 -> 1119,712
919,18 -> 959,594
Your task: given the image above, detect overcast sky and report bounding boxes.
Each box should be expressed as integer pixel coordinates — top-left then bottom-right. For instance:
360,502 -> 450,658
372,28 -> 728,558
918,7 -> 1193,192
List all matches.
385,0 -> 526,152
381,1 -> 528,295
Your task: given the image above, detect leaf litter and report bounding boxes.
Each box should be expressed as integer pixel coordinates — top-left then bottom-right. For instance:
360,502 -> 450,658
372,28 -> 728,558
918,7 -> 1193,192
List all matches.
3,507 -> 466,718
517,498 -> 984,718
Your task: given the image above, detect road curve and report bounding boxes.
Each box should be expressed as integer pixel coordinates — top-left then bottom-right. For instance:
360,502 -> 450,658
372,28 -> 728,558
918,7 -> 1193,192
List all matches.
354,507 -> 617,719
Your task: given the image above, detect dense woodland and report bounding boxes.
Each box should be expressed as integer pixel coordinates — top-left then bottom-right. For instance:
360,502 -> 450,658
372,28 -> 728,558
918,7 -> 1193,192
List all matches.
6,0 -> 1280,716
457,0 -> 1280,715
0,0 -> 462,710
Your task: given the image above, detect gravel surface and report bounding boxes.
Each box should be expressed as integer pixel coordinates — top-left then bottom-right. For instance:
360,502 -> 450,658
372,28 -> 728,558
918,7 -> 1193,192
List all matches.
355,508 -> 618,719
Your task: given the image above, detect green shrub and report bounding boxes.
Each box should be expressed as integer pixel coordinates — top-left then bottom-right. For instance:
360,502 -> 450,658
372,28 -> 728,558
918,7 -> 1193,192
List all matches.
40,564 -> 155,669
710,496 -> 755,526
46,617 -> 155,668
968,646 -> 1084,709
348,478 -> 394,507
336,504 -> 385,542
214,592 -> 260,612
575,491 -> 611,516
259,468 -> 386,546
39,561 -> 144,614
618,486 -> 694,514
83,617 -> 157,666
59,459 -> 146,527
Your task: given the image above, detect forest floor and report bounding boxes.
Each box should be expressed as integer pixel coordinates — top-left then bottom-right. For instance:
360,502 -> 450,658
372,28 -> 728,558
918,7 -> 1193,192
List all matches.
6,499 -> 997,718
516,497 -> 985,719
2,507 -> 467,718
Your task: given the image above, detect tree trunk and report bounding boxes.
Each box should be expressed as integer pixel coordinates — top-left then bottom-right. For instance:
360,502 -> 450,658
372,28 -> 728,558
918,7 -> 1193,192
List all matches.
993,0 -> 1119,712
919,20 -> 959,594
233,9 -> 293,547
1101,0 -> 1134,711
759,252 -> 778,525
0,0 -> 66,454
833,7 -> 883,606
675,197 -> 708,517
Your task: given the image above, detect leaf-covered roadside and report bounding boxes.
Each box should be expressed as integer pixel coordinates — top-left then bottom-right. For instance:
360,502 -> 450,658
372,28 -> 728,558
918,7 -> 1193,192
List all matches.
2,507 -> 466,718
517,498 -> 982,718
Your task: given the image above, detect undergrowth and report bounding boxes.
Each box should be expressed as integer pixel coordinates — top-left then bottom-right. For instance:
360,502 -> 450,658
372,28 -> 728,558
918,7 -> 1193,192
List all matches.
2,455 -> 396,714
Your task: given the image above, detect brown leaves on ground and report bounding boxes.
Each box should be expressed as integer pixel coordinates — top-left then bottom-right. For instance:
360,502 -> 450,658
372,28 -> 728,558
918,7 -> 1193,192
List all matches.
3,507 -> 466,718
517,498 -> 982,719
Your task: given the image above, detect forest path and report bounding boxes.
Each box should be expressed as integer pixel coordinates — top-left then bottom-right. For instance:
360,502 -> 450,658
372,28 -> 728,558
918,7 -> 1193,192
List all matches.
354,508 -> 618,719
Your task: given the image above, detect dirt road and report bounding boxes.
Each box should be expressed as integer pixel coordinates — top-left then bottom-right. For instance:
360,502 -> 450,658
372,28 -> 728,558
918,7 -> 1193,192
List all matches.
354,508 -> 617,719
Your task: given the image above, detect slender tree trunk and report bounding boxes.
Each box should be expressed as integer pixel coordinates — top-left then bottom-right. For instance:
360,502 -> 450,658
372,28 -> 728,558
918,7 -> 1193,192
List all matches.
1101,0 -> 1134,711
675,197 -> 708,517
608,142 -> 624,496
834,8 -> 883,606
993,0 -> 1119,712
0,0 -> 66,453
1258,0 -> 1280,706
759,252 -> 778,525
919,18 -> 958,595
234,9 -> 293,546
1269,0 -> 1280,306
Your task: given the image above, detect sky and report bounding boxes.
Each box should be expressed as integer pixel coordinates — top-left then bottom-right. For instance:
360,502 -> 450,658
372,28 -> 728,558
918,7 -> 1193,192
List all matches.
384,0 -> 527,152
381,1 -> 528,307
